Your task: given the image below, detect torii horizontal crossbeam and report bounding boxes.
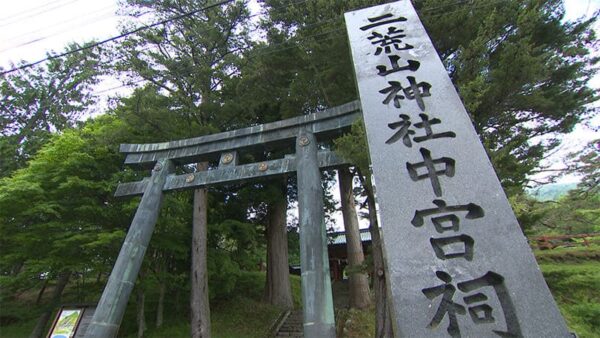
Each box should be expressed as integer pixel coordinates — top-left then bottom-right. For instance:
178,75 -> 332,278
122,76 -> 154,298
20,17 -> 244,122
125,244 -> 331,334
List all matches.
120,101 -> 360,167
115,150 -> 347,197
89,102 -> 360,338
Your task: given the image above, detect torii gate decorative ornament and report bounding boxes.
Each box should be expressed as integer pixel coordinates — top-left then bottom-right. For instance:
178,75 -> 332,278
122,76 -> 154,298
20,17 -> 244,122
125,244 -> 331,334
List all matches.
84,102 -> 360,337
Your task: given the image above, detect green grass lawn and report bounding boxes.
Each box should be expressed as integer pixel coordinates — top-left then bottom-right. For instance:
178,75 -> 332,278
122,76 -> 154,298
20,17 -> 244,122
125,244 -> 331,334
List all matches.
0,318 -> 39,338
0,271 -> 286,338
331,246 -> 600,338
122,296 -> 281,338
537,246 -> 600,338
121,271 -> 289,338
2,248 -> 598,337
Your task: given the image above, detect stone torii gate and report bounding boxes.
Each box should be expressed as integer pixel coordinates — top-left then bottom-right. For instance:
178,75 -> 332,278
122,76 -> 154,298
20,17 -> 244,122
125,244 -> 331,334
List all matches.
84,101 -> 361,338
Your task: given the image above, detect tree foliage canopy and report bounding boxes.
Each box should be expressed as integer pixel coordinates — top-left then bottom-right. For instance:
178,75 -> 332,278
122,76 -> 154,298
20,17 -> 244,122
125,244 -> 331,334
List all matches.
0,44 -> 102,177
263,0 -> 598,192
0,0 -> 598,335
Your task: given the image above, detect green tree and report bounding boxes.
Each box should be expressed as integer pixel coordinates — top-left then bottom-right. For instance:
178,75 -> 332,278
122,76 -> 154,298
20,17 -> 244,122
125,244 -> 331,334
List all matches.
261,0 -> 597,194
334,121 -> 393,337
564,139 -> 600,196
0,43 -> 103,177
117,0 -> 251,130
254,3 -> 598,331
0,116 -> 129,337
115,3 -> 253,334
416,0 -> 597,193
524,139 -> 600,235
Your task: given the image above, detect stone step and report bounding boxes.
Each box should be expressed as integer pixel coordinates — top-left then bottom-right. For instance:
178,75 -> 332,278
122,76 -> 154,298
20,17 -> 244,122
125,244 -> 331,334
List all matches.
281,321 -> 302,325
279,326 -> 302,331
276,332 -> 302,336
278,327 -> 302,332
275,310 -> 304,338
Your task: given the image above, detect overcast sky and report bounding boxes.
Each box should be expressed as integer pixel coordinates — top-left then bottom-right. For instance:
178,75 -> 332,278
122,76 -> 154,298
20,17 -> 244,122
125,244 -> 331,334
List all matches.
0,0 -> 598,186
1,0 -> 597,67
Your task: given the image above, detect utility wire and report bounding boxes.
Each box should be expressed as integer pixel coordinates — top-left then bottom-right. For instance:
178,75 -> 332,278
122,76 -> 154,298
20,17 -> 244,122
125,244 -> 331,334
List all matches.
0,0 -> 84,27
1,0 -> 509,77
94,24 -> 343,94
0,0 -> 313,75
94,0 -> 507,94
3,4 -> 116,44
0,0 -> 304,55
1,11 -> 117,53
0,0 -> 67,20
0,0 -> 235,76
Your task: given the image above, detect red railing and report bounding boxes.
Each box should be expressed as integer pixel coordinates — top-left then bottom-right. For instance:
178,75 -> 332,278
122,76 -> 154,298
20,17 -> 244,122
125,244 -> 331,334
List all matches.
530,233 -> 600,250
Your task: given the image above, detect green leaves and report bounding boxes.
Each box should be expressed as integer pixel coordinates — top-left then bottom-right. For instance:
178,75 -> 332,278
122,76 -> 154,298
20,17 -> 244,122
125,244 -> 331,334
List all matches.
430,0 -> 597,191
0,43 -> 103,177
333,120 -> 370,174
117,0 -> 252,129
0,117 -> 128,296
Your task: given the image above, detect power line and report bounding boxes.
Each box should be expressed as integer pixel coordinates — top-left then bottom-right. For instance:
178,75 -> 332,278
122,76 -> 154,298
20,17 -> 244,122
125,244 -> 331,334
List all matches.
3,5 -> 116,44
0,0 -> 84,28
93,23 -> 343,95
92,0 -> 503,94
423,0 -> 510,19
0,0 -> 294,55
95,78 -> 146,95
0,0 -> 77,21
0,0 -> 60,20
1,0 -> 509,77
0,0 -> 312,74
0,0 -> 236,76
1,11 -> 117,53
101,0 -> 515,91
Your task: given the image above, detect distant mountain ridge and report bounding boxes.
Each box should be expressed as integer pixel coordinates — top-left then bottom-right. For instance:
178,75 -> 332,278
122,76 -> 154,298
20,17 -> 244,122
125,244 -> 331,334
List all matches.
528,182 -> 578,201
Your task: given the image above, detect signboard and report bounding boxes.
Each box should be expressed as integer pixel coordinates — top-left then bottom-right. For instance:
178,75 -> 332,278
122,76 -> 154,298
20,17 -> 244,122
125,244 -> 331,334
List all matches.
345,1 -> 570,337
47,305 -> 96,338
48,308 -> 83,338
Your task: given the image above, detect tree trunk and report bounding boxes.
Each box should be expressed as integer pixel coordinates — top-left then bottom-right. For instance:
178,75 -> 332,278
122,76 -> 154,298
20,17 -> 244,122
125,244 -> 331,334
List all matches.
191,162 -> 211,338
80,270 -> 85,302
35,278 -> 49,305
364,177 -> 394,338
29,270 -> 70,338
156,282 -> 165,328
264,179 -> 293,309
174,287 -> 181,315
136,287 -> 146,338
11,261 -> 24,276
338,167 -> 371,309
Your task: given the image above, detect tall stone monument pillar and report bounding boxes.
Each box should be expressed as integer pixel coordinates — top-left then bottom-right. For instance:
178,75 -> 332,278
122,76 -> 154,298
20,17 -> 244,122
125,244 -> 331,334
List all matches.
345,1 -> 570,337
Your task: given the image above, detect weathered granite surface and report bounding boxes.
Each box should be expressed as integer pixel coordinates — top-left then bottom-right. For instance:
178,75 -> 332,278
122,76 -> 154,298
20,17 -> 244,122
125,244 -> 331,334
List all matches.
345,1 -> 569,337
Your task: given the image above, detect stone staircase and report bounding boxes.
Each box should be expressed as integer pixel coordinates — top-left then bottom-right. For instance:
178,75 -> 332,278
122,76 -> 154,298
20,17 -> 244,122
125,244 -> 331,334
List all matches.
275,310 -> 304,337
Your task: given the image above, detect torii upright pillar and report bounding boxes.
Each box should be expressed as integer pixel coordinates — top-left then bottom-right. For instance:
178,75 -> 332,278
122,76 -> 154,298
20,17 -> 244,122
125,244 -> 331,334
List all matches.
82,102 -> 360,337
296,130 -> 336,337
85,159 -> 173,337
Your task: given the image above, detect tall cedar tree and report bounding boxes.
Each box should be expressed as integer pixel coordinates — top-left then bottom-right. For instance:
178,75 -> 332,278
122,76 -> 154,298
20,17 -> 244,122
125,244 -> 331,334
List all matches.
117,1 -> 253,336
257,0 -> 597,336
260,0 -> 597,193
